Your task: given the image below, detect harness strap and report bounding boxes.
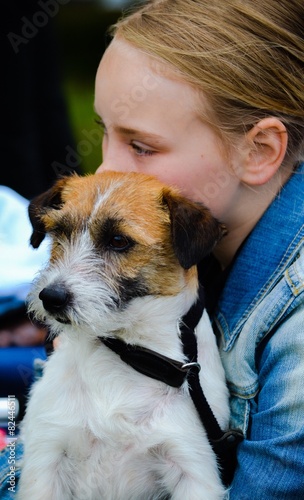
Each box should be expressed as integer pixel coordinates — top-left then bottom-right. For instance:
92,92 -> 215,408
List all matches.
100,337 -> 190,388
180,289 -> 243,485
99,289 -> 243,485
180,296 -> 228,441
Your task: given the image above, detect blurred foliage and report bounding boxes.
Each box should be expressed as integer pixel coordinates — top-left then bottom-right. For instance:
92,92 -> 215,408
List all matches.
55,3 -> 122,174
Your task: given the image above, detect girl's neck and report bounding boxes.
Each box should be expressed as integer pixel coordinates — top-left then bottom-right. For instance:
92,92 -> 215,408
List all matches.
213,167 -> 293,269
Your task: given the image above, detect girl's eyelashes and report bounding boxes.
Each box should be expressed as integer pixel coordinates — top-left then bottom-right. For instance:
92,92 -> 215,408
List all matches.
94,118 -> 155,156
95,118 -> 107,134
130,141 -> 155,156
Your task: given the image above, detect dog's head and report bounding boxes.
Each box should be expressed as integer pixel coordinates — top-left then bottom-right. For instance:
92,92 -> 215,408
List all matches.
28,171 -> 226,336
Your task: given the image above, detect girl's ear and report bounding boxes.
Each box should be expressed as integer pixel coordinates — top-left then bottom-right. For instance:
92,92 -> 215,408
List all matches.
240,117 -> 288,186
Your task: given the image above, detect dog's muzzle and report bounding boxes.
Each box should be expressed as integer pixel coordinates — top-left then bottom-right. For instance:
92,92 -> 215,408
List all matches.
39,284 -> 72,323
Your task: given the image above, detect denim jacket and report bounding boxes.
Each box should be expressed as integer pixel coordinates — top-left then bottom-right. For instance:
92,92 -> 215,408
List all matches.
214,164 -> 304,499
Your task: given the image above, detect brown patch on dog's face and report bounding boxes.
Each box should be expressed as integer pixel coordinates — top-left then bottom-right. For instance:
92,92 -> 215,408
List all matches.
29,171 -> 226,300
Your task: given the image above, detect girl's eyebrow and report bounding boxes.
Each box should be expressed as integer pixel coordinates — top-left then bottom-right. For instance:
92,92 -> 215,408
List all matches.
93,108 -> 166,144
114,125 -> 164,143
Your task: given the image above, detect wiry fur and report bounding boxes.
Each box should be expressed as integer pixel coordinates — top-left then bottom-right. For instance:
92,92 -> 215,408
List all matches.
18,171 -> 230,500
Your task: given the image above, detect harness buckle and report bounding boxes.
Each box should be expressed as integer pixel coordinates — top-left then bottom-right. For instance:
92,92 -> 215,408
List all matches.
181,362 -> 201,373
211,429 -> 244,448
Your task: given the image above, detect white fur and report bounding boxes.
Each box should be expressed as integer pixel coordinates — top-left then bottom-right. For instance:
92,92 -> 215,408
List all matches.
18,229 -> 230,500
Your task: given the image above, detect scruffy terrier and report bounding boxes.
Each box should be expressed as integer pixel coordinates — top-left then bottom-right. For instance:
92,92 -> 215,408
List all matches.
17,171 -> 230,500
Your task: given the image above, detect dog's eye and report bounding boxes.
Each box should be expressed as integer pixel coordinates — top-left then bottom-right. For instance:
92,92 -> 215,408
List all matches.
108,235 -> 132,252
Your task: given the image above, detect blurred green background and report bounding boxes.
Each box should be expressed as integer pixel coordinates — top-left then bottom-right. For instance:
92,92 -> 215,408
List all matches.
54,2 -> 125,174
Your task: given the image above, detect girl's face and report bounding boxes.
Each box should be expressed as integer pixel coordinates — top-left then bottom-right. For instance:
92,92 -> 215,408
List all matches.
95,38 -> 244,223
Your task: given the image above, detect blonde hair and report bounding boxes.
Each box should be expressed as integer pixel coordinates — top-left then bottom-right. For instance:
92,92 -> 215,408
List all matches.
113,0 -> 304,164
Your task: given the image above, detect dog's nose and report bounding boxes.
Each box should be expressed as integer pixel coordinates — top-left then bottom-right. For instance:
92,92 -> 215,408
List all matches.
39,285 -> 71,314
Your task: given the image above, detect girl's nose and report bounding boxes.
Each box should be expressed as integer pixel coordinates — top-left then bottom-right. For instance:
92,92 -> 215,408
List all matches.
96,151 -> 137,174
96,162 -> 136,174
96,137 -> 136,174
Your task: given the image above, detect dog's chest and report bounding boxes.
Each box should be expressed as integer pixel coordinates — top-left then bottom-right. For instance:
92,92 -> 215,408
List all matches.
38,341 -> 180,437
32,344 -> 188,499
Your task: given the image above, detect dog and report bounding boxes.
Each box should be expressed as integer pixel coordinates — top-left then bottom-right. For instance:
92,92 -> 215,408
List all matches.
17,171 -> 230,500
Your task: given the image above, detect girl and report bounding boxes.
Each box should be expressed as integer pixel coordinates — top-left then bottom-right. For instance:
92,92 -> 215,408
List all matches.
94,0 -> 304,497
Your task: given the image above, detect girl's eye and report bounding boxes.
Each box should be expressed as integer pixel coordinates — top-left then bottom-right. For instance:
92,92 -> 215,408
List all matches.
131,142 -> 155,157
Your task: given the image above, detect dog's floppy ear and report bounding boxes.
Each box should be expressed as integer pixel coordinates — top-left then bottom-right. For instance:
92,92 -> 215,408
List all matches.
162,189 -> 227,269
28,178 -> 68,248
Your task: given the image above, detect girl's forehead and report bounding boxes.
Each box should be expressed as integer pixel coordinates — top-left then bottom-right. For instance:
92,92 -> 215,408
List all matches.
102,37 -> 169,74
96,38 -> 178,99
95,38 -> 205,124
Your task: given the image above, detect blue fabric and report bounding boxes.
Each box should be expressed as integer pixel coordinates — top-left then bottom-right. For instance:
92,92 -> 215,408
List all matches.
230,305 -> 304,498
0,298 -> 24,318
215,164 -> 304,498
0,186 -> 49,496
0,440 -> 23,499
217,165 -> 304,347
0,347 -> 47,397
0,185 -> 49,313
0,356 -> 45,497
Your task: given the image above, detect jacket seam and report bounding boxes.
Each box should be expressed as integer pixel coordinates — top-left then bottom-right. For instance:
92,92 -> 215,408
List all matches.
222,236 -> 304,350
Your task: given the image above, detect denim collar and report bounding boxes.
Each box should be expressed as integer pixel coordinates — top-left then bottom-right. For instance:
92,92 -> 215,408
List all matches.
215,163 -> 304,349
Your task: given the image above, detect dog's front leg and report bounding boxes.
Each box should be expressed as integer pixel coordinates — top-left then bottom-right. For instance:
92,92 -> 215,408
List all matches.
154,433 -> 226,500
17,434 -> 79,500
170,472 -> 226,500
17,454 -> 75,500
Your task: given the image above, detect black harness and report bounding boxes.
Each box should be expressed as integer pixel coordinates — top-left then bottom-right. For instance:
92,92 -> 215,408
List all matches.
99,292 -> 243,486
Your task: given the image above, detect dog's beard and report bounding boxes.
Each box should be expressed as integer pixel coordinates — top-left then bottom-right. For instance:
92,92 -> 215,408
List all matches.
27,233 -> 128,338
27,230 -> 162,342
